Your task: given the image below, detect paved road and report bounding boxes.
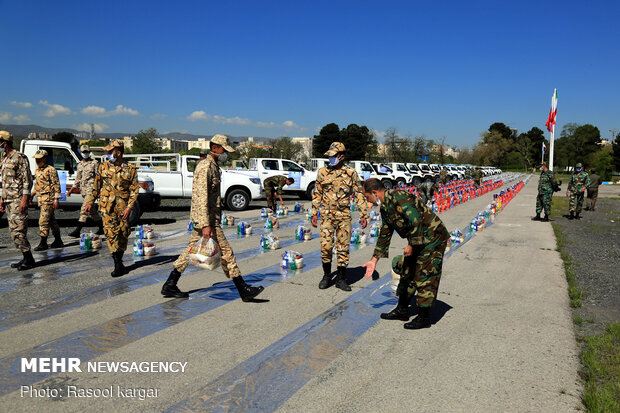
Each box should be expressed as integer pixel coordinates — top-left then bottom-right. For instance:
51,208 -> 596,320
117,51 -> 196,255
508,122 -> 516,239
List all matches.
0,175 -> 583,412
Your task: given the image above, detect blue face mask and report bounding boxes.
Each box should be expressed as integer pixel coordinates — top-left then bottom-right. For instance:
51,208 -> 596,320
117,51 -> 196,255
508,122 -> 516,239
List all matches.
329,156 -> 340,166
576,168 -> 582,172
107,154 -> 116,163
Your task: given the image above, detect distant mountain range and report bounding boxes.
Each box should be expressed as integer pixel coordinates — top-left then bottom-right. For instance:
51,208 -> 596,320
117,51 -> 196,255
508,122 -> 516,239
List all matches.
0,124 -> 263,143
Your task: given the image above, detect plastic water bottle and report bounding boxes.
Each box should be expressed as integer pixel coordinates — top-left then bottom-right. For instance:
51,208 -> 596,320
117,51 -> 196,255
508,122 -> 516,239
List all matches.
282,253 -> 288,269
137,240 -> 143,256
80,233 -> 86,251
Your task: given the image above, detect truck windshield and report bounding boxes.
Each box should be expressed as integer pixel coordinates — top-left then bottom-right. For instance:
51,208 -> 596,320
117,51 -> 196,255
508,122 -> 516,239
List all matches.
407,164 -> 419,171
40,147 -> 77,176
282,161 -> 303,172
396,164 -> 406,172
360,163 -> 373,172
420,165 -> 430,171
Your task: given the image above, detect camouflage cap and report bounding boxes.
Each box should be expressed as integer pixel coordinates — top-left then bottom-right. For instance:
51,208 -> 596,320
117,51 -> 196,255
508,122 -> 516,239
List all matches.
540,161 -> 547,167
210,134 -> 235,152
0,130 -> 12,142
325,141 -> 346,157
104,139 -> 124,151
575,162 -> 583,168
33,149 -> 48,159
392,254 -> 405,276
80,144 -> 91,152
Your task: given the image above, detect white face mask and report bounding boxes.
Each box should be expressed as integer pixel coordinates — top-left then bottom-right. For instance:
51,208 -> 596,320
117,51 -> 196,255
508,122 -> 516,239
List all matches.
329,156 -> 340,166
106,154 -> 116,163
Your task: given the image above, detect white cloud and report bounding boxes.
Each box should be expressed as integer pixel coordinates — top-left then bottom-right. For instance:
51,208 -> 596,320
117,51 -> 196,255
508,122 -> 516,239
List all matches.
150,113 -> 167,120
73,122 -> 109,133
187,110 -> 210,121
39,100 -> 73,117
10,101 -> 33,108
81,104 -> 139,117
0,112 -> 11,123
13,114 -> 31,124
187,110 -> 302,129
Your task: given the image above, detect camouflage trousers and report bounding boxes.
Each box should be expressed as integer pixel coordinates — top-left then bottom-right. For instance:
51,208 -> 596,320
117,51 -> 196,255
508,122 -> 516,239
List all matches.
174,225 -> 241,278
100,202 -> 131,253
320,215 -> 352,267
38,203 -> 60,237
4,199 -> 31,253
78,194 -> 101,223
397,237 -> 447,308
535,190 -> 553,216
265,188 -> 277,210
586,189 -> 598,210
568,191 -> 585,213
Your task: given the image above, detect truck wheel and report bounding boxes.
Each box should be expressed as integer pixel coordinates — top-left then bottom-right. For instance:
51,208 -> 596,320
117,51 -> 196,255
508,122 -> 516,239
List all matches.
412,177 -> 421,186
381,179 -> 393,189
226,189 -> 250,211
396,178 -> 406,187
305,182 -> 315,200
129,202 -> 142,227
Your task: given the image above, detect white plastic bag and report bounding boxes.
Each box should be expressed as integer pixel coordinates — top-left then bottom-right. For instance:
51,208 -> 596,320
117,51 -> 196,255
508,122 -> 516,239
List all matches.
189,237 -> 221,270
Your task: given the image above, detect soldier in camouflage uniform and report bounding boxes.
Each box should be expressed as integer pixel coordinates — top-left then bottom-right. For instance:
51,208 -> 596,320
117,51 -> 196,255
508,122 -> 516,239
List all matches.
439,167 -> 448,185
472,167 -> 483,187
67,145 -> 103,237
463,166 -> 473,181
417,180 -> 439,206
0,131 -> 35,270
361,178 -> 449,329
566,162 -> 590,220
311,142 -> 368,291
32,150 -> 64,251
84,140 -> 140,277
533,161 -> 557,222
264,174 -> 294,211
163,135 -> 264,300
585,167 -> 601,211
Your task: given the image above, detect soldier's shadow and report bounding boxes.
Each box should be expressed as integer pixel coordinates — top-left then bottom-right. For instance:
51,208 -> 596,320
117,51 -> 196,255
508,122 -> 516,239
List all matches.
126,255 -> 176,272
34,251 -> 98,267
347,266 -> 379,285
409,300 -> 452,325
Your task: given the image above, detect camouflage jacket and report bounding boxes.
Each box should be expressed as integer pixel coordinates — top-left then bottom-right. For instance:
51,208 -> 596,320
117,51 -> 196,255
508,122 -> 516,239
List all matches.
373,189 -> 449,259
538,170 -> 557,193
418,180 -> 437,201
84,160 -> 139,212
568,171 -> 591,193
439,169 -> 447,184
34,164 -> 61,205
190,155 -> 221,229
1,150 -> 33,201
588,174 -> 601,190
73,158 -> 99,196
472,169 -> 482,185
311,165 -> 368,219
264,175 -> 288,195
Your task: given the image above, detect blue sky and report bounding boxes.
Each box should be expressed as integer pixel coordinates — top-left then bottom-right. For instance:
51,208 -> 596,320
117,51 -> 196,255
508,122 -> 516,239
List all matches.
2,0 -> 619,146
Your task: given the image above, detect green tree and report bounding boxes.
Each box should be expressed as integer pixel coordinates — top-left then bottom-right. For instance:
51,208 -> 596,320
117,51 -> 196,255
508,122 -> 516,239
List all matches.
340,123 -> 377,161
312,123 -> 340,157
475,130 -> 512,166
412,136 -> 431,161
526,127 -> 546,164
82,139 -> 107,147
52,131 -> 76,143
273,137 -> 303,161
514,133 -> 534,169
587,147 -> 613,180
187,148 -> 202,156
132,128 -> 161,154
613,133 -> 620,171
489,122 -> 515,142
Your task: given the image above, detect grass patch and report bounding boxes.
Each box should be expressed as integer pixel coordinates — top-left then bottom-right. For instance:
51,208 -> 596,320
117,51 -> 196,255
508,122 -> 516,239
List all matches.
551,196 -> 582,309
581,324 -> 620,412
574,315 -> 584,325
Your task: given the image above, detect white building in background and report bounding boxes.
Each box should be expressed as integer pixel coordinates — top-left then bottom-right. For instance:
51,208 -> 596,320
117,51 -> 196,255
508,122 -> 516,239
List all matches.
187,138 -> 210,151
445,145 -> 460,158
291,137 -> 312,159
123,136 -> 134,151
155,137 -> 189,153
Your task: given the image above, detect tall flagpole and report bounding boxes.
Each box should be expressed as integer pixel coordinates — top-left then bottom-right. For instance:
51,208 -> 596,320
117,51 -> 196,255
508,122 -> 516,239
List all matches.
548,88 -> 557,171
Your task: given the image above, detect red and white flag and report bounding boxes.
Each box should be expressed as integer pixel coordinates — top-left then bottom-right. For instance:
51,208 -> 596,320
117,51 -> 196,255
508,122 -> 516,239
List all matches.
542,142 -> 547,155
545,89 -> 558,133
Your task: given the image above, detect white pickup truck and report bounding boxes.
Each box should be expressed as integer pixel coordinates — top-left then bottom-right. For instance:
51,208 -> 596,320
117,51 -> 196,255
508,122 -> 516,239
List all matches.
247,158 -> 318,200
122,154 -> 263,211
18,140 -> 158,224
347,160 -> 396,188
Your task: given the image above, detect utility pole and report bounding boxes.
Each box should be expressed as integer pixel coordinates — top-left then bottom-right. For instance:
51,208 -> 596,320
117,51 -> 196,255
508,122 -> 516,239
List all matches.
610,129 -> 617,141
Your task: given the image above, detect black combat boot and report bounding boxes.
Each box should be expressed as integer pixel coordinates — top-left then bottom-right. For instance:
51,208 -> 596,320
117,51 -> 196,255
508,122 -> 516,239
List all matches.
541,215 -> 550,222
110,251 -> 126,277
334,266 -> 351,292
161,268 -> 189,298
531,213 -> 541,221
233,276 -> 264,302
568,212 -> 574,220
33,236 -> 48,251
10,257 -> 24,268
381,293 -> 410,321
96,221 -> 104,235
319,262 -> 332,289
68,223 -> 84,238
403,307 -> 432,330
50,230 -> 64,248
575,212 -> 581,220
17,251 -> 35,271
